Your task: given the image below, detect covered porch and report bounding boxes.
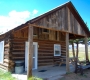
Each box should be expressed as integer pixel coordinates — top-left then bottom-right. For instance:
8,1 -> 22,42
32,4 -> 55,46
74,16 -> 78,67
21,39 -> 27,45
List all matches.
12,64 -> 75,80
9,22 -> 89,80
11,23 -> 89,79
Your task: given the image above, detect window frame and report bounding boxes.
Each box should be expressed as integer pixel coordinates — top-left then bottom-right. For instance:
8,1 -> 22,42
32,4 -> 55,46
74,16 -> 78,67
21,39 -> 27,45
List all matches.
0,41 -> 4,63
54,44 -> 61,56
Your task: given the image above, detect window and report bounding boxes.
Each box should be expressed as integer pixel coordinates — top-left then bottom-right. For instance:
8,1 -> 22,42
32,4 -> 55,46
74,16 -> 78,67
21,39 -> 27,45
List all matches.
42,29 -> 49,34
54,44 -> 61,56
0,41 -> 4,63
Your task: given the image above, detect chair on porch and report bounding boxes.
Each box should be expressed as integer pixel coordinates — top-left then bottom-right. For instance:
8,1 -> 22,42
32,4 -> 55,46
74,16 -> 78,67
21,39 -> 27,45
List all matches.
53,56 -> 61,66
59,56 -> 66,66
53,56 -> 66,66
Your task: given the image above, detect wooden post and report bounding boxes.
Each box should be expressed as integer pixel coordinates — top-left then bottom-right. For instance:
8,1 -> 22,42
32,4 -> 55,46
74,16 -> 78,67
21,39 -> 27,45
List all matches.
66,32 -> 69,72
85,36 -> 89,62
76,42 -> 79,59
27,24 -> 33,79
74,41 -> 79,73
72,42 -> 75,58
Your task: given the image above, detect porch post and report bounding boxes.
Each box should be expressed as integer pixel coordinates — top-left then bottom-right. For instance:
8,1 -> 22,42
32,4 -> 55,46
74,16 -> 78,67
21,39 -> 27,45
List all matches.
66,32 -> 70,72
27,23 -> 33,79
76,42 -> 79,59
85,36 -> 89,62
72,42 -> 75,59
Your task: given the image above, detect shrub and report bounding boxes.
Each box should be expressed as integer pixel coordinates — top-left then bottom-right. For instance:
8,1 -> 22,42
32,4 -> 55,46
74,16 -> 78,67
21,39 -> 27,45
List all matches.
0,69 -> 16,80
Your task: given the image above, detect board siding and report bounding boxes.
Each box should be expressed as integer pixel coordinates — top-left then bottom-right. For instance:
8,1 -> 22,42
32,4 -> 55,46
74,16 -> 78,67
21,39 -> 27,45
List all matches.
33,7 -> 86,36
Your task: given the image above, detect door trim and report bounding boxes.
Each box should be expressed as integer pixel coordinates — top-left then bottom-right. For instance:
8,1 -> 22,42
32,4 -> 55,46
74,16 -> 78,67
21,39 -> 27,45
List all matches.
25,42 -> 38,71
33,42 -> 38,70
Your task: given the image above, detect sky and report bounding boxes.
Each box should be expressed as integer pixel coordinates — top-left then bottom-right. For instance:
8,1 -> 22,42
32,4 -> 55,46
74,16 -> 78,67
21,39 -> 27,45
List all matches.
0,0 -> 90,33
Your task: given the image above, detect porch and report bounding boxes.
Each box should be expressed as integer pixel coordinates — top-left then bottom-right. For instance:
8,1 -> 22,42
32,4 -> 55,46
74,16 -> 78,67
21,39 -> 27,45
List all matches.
12,64 -> 75,80
10,25 -> 88,79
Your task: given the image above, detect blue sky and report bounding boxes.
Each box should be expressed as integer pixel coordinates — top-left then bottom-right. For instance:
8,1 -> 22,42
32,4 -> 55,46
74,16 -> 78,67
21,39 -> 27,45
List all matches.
0,0 -> 90,33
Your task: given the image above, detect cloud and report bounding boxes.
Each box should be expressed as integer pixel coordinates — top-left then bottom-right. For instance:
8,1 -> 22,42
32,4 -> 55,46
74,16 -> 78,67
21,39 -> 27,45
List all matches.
32,9 -> 38,15
0,10 -> 38,34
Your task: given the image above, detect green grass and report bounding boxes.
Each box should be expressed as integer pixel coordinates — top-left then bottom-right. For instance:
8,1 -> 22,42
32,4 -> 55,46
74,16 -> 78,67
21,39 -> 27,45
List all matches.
0,69 -> 42,80
0,69 -> 16,80
69,47 -> 90,61
69,51 -> 86,61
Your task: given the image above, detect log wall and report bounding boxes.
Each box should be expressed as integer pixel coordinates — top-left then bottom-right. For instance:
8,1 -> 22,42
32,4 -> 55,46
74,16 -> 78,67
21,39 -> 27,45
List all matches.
10,27 -> 66,67
34,40 -> 66,66
9,38 -> 66,66
0,37 -> 14,71
10,38 -> 27,60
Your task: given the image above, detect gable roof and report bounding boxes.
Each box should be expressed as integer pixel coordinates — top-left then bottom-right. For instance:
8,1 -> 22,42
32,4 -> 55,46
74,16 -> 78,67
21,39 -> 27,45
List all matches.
0,1 -> 90,37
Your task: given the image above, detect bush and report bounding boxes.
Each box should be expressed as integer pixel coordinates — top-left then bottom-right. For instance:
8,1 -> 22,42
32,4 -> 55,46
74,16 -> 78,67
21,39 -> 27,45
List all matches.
0,69 -> 16,80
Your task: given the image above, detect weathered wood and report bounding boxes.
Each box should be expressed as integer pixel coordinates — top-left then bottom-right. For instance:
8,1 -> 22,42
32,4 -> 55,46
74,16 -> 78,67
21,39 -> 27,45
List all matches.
66,33 -> 69,72
31,6 -> 86,36
72,43 -> 75,59
34,39 -> 66,66
27,24 -> 33,78
85,36 -> 89,61
76,42 -> 79,59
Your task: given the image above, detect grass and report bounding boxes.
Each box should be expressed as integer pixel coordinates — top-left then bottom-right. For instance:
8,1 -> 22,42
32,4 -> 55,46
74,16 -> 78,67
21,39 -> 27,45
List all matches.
0,69 -> 42,80
0,69 -> 16,80
69,46 -> 90,61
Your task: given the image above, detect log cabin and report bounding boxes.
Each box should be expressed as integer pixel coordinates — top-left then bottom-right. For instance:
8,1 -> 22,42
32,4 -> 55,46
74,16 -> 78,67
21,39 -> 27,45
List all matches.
0,1 -> 90,77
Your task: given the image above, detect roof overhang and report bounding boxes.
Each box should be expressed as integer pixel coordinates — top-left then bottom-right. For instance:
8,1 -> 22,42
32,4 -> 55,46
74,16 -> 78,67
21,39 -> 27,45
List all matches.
0,1 -> 89,37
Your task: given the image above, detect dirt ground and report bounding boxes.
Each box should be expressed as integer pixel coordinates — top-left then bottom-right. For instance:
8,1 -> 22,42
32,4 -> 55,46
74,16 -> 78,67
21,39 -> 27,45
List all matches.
60,69 -> 90,80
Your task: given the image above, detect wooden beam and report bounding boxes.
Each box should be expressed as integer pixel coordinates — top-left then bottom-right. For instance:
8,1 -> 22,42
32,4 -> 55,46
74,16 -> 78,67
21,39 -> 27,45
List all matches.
66,32 -> 69,72
85,36 -> 89,61
27,24 -> 33,79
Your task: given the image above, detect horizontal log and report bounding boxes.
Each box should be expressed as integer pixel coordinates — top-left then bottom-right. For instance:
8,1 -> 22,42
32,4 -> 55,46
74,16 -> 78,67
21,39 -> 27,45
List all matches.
38,63 -> 53,66
4,59 -> 14,66
39,53 -> 53,56
12,57 -> 24,59
0,63 -> 9,67
38,59 -> 53,62
12,42 -> 25,44
4,44 -> 9,47
38,49 -> 53,52
12,44 -> 25,47
12,52 -> 24,54
12,48 -> 25,51
4,51 -> 9,54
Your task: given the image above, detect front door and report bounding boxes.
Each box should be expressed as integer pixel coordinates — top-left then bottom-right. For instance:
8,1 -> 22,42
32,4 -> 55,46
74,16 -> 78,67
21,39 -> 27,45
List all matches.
25,42 -> 38,71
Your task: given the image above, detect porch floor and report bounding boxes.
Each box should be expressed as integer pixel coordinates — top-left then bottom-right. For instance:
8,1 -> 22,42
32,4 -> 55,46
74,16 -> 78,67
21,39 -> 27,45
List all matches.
12,64 -> 75,80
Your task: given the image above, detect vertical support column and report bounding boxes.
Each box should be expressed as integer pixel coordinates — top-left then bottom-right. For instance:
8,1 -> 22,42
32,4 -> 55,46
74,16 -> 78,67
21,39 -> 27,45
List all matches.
85,36 -> 89,62
66,32 -> 70,72
76,42 -> 79,59
72,42 -> 75,58
27,24 -> 33,79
